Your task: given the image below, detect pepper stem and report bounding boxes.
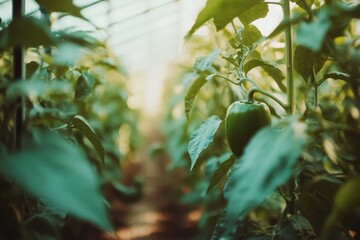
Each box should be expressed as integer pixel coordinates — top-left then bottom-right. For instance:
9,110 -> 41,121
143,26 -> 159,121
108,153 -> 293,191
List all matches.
246,87 -> 288,111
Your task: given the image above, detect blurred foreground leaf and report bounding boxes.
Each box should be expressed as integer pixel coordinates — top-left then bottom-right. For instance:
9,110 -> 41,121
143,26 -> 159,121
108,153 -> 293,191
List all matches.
215,118 -> 307,237
0,130 -> 111,230
0,17 -> 55,50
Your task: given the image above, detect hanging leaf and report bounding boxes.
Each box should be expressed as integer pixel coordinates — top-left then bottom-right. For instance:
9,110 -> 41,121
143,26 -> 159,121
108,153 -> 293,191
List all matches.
244,59 -> 286,92
186,0 -> 264,37
185,75 -> 207,119
193,48 -> 220,74
75,71 -> 96,100
268,13 -> 306,38
238,3 -> 269,26
294,45 -> 328,81
296,10 -> 331,52
34,0 -> 85,20
69,115 -> 105,165
188,115 -> 222,170
242,25 -> 262,46
0,130 -> 111,230
0,17 -> 56,50
207,154 -> 236,194
222,118 -> 307,234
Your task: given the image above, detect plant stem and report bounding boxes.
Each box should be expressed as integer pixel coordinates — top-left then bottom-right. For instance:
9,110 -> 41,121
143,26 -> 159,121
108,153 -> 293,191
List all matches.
312,67 -> 318,108
12,0 -> 25,151
239,77 -> 260,89
231,20 -> 241,41
214,74 -> 239,85
246,87 -> 288,111
283,0 -> 295,115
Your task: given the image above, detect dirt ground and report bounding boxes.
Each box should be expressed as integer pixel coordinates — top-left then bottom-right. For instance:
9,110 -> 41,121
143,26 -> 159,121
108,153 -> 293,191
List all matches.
63,118 -> 200,240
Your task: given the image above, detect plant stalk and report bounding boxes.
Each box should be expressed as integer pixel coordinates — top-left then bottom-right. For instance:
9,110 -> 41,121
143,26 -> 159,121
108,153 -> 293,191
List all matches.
283,0 -> 294,115
282,0 -> 297,216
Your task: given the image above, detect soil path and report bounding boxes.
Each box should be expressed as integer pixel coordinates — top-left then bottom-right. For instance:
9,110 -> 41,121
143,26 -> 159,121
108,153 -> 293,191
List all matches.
101,118 -> 199,240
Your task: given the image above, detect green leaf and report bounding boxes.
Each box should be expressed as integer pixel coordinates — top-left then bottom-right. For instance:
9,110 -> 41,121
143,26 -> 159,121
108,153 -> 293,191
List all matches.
323,71 -> 351,82
26,61 -> 40,78
239,3 -> 269,26
34,0 -> 85,19
268,13 -> 306,38
244,59 -> 286,92
75,71 -> 95,100
184,75 -> 207,119
186,0 -> 264,37
69,115 -> 105,165
324,178 -> 360,234
290,0 -> 314,12
6,79 -> 73,102
0,17 -> 56,50
298,176 -> 342,235
0,130 -> 111,230
296,10 -> 331,52
188,115 -> 222,170
294,45 -> 328,81
289,214 -> 314,234
193,48 -> 220,74
222,118 -> 307,232
207,154 -> 236,194
242,25 -> 262,46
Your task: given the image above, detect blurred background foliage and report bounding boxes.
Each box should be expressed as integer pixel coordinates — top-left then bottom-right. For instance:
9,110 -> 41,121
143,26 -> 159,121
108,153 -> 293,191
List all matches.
0,1 -> 143,239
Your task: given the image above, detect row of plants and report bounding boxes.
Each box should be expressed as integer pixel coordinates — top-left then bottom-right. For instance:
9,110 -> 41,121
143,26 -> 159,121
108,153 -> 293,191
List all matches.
0,1 -> 141,239
162,0 -> 360,239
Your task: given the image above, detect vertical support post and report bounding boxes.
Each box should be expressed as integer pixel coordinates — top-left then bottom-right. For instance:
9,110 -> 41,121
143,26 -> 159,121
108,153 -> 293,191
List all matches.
12,0 -> 25,150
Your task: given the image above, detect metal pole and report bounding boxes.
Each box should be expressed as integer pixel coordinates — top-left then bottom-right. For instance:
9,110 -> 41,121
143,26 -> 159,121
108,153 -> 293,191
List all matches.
12,0 -> 25,150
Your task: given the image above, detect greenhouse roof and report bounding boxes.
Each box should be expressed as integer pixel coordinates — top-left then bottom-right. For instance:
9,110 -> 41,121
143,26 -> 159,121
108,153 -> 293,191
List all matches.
0,0 -> 205,72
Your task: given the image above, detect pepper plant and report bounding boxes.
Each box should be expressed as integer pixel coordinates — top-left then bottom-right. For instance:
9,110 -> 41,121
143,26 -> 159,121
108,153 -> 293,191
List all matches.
182,0 -> 360,239
0,1 -> 140,239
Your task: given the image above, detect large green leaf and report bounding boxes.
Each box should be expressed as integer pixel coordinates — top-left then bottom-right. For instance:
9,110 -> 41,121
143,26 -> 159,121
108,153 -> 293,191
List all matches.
268,13 -> 306,38
0,17 -> 56,50
244,59 -> 286,92
188,115 -> 222,170
186,0 -> 264,37
69,115 -> 105,165
296,9 -> 331,52
184,75 -> 207,119
324,178 -> 360,235
221,118 -> 307,233
0,130 -> 111,230
298,176 -> 342,236
238,2 -> 269,26
294,45 -> 328,81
